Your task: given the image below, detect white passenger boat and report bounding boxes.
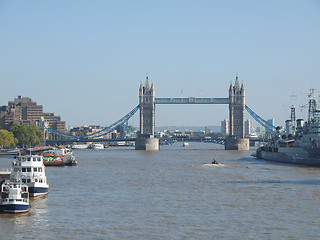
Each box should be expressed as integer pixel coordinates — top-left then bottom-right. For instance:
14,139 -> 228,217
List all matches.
90,143 -> 104,149
71,144 -> 88,149
1,181 -> 30,213
11,155 -> 49,197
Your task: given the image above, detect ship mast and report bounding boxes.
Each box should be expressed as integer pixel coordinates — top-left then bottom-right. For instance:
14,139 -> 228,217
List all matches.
308,89 -> 317,123
290,104 -> 296,134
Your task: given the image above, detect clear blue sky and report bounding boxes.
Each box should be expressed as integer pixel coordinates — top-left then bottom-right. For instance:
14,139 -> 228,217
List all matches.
0,0 -> 319,129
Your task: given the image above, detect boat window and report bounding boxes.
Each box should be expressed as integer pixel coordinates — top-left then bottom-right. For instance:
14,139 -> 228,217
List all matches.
22,179 -> 26,183
38,168 -> 42,172
27,167 -> 31,172
22,157 -> 26,162
33,157 -> 36,161
34,168 -> 38,172
13,184 -> 17,188
27,157 -> 31,161
22,168 -> 26,172
39,179 -> 43,183
35,179 -> 38,182
27,179 -> 31,183
37,157 -> 41,161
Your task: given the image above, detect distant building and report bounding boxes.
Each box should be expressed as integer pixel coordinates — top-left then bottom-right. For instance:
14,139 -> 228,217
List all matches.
256,126 -> 262,135
0,96 -> 65,131
69,125 -> 123,139
266,119 -> 275,132
245,119 -> 253,136
221,119 -> 229,135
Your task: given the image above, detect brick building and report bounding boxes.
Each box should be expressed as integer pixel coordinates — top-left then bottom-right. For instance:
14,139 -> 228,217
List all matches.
0,96 -> 66,131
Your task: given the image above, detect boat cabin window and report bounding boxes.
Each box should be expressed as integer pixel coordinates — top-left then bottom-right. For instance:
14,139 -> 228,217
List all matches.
27,179 -> 31,183
39,179 -> 43,183
35,179 -> 38,182
22,179 -> 26,183
37,157 -> 41,161
22,168 -> 26,172
33,158 -> 36,161
34,168 -> 38,172
27,157 -> 31,161
38,168 -> 42,172
27,167 -> 31,172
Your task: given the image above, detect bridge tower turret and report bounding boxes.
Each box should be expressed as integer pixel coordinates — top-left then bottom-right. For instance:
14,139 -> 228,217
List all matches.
225,74 -> 249,150
229,74 -> 245,138
136,75 -> 159,150
139,75 -> 155,137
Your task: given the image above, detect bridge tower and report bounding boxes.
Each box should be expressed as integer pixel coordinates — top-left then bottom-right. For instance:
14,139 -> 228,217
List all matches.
135,75 -> 160,150
225,74 -> 249,150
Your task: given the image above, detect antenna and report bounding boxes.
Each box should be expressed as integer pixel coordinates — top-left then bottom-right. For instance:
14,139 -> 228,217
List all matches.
290,91 -> 297,102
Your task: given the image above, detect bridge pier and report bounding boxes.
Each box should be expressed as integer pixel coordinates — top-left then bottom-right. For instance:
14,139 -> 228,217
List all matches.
135,135 -> 159,150
225,138 -> 249,150
135,76 -> 159,151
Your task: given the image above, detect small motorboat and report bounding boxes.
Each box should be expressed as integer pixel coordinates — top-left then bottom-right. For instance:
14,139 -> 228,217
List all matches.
64,155 -> 77,166
183,142 -> 189,147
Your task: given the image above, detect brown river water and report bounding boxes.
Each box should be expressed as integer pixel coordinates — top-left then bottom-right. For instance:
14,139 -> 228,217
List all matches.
0,142 -> 319,239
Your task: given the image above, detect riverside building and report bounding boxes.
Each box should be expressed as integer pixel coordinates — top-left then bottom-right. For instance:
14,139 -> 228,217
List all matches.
0,96 -> 66,132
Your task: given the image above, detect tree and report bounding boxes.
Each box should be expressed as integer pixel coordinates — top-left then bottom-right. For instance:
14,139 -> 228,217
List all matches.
0,129 -> 17,148
9,124 -> 44,146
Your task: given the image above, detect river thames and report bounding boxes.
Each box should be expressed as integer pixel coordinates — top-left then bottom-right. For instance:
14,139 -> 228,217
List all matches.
0,142 -> 319,239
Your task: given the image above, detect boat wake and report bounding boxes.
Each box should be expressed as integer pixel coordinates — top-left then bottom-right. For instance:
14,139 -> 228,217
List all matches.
202,163 -> 226,167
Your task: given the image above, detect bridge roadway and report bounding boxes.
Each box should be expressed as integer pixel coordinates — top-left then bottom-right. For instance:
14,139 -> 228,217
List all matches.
155,97 -> 230,104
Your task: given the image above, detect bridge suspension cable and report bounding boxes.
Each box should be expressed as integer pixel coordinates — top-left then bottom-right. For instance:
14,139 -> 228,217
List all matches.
45,105 -> 140,140
245,105 -> 276,133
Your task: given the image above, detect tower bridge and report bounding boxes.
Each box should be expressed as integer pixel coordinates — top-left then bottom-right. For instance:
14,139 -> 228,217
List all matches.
45,75 -> 276,150
135,74 -> 248,150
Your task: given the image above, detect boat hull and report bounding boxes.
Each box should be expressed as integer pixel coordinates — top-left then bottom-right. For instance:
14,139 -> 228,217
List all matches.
256,147 -> 320,167
1,204 -> 29,213
43,160 -> 65,166
28,186 -> 49,197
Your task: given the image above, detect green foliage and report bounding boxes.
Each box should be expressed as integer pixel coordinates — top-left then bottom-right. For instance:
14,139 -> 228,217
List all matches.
0,129 -> 17,148
9,124 -> 44,146
207,132 -> 226,139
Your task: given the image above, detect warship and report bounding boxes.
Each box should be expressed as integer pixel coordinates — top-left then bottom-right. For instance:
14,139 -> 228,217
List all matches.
256,89 -> 320,166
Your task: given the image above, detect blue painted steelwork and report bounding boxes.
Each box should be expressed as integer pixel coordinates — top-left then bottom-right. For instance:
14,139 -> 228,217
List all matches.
46,105 -> 139,140
45,101 -> 275,141
46,138 -> 136,144
155,97 -> 230,104
245,105 -> 276,133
